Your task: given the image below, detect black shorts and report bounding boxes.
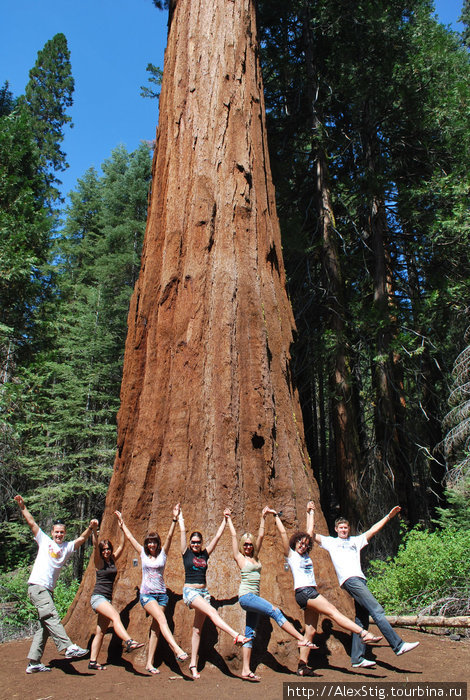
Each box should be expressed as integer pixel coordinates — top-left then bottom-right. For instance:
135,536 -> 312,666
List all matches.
295,586 -> 320,610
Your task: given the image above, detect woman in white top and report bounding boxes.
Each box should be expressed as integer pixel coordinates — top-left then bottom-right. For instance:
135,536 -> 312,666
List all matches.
115,506 -> 188,675
273,501 -> 381,676
226,507 -> 315,682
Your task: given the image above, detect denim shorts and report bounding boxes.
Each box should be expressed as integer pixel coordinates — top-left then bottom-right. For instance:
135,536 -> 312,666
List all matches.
183,586 -> 211,608
140,592 -> 169,608
295,586 -> 320,610
90,594 -> 111,612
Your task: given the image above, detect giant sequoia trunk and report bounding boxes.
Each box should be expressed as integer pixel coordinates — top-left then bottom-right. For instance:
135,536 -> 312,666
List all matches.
65,0 -> 347,665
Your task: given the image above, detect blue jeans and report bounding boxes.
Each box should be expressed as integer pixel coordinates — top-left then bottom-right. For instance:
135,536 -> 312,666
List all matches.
342,577 -> 403,663
239,593 -> 287,648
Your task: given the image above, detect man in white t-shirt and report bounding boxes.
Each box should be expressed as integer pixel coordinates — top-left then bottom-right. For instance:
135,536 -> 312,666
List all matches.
314,505 -> 419,668
14,495 -> 98,674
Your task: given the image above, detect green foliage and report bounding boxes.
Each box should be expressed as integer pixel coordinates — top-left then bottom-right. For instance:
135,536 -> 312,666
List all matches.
21,32 -> 74,179
0,565 -> 79,637
140,62 -> 163,100
368,527 -> 470,615
0,143 -> 152,556
435,476 -> 470,530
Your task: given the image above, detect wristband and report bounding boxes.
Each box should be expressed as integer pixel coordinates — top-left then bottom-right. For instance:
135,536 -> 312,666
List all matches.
172,518 -> 177,522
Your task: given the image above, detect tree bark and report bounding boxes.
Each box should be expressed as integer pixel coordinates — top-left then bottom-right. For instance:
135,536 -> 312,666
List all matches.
65,0 -> 349,664
301,10 -> 365,528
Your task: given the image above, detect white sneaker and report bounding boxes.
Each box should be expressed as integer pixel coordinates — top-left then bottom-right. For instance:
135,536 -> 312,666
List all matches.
397,641 -> 419,655
65,644 -> 88,659
26,662 -> 51,673
352,659 -> 376,668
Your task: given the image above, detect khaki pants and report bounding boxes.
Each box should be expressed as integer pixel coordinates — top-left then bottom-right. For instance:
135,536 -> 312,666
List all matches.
27,584 -> 72,662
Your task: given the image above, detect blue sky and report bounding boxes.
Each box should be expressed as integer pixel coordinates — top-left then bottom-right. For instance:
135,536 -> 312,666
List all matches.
1,1 -> 465,204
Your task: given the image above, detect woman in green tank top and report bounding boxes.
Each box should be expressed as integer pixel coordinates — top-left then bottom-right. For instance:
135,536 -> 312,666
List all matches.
226,507 -> 315,681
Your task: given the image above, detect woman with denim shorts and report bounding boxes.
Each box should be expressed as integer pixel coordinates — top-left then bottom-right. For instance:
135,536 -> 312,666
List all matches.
115,505 -> 188,675
179,508 -> 248,678
273,502 -> 382,676
226,507 -> 315,682
88,522 -> 144,670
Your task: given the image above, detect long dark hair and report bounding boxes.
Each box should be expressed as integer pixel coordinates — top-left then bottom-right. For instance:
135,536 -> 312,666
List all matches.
98,539 -> 114,561
144,531 -> 161,556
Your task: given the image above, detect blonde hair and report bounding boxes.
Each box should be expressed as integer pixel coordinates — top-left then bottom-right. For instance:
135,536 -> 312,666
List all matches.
239,532 -> 258,558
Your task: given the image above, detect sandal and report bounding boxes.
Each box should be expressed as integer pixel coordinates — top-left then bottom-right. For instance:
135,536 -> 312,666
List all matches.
88,660 -> 106,670
175,651 -> 189,663
189,665 -> 200,679
360,630 -> 382,644
241,672 -> 261,682
234,634 -> 250,645
297,663 -> 317,677
125,639 -> 145,653
298,639 -> 319,648
146,665 -> 160,675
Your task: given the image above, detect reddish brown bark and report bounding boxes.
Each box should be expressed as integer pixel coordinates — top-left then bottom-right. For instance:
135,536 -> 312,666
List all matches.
66,0 -> 349,664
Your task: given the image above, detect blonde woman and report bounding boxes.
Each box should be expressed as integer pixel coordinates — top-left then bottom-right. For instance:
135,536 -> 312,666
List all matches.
226,507 -> 315,682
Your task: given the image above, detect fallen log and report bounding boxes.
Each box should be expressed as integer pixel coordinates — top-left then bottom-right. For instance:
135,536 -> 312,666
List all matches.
379,615 -> 470,628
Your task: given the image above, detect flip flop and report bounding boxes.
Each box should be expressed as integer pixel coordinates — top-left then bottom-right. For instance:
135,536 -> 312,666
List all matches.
175,651 -> 189,663
360,631 -> 382,644
189,665 -> 200,679
298,640 -> 319,648
88,660 -> 106,670
146,666 -> 160,675
242,672 -> 261,682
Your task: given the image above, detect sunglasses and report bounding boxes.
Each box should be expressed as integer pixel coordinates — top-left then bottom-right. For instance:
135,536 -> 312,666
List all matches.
190,540 -> 202,545
243,543 -> 254,547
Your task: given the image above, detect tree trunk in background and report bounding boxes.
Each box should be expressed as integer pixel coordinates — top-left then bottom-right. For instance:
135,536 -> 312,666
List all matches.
301,10 -> 365,528
369,189 -> 416,527
66,0 -> 349,665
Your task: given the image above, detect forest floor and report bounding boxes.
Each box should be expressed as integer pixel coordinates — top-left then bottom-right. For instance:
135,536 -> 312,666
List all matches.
0,626 -> 468,700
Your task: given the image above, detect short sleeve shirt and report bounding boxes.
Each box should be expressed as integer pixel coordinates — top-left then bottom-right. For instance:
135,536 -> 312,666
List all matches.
287,548 -> 316,589
319,534 -> 368,586
140,549 -> 167,595
183,548 -> 209,585
28,529 -> 75,591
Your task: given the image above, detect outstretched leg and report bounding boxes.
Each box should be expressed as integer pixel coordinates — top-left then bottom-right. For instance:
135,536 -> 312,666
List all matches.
144,600 -> 187,660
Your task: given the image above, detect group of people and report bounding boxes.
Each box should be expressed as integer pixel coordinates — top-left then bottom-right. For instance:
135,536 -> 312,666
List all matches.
14,494 -> 419,680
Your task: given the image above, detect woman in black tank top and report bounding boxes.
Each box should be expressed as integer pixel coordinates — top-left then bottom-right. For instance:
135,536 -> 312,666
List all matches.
88,522 -> 144,670
179,507 -> 248,679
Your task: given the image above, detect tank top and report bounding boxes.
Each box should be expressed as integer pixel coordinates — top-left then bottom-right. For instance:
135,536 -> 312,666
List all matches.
238,559 -> 262,596
92,560 -> 117,599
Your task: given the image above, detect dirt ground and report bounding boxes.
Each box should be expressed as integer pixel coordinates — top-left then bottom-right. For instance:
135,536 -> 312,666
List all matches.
1,626 -> 468,700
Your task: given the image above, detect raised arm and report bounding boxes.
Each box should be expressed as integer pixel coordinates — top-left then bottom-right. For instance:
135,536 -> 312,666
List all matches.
74,518 -> 99,551
225,509 -> 245,568
256,506 -> 275,554
206,514 -> 226,555
113,526 -> 126,562
115,510 -> 142,554
179,508 -> 187,555
274,512 -> 290,557
364,506 -> 401,542
14,495 -> 39,536
92,522 -> 103,569
162,503 -> 180,554
307,501 -> 322,544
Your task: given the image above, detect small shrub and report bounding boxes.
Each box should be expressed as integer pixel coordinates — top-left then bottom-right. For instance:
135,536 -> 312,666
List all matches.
368,526 -> 470,616
0,564 -> 79,641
